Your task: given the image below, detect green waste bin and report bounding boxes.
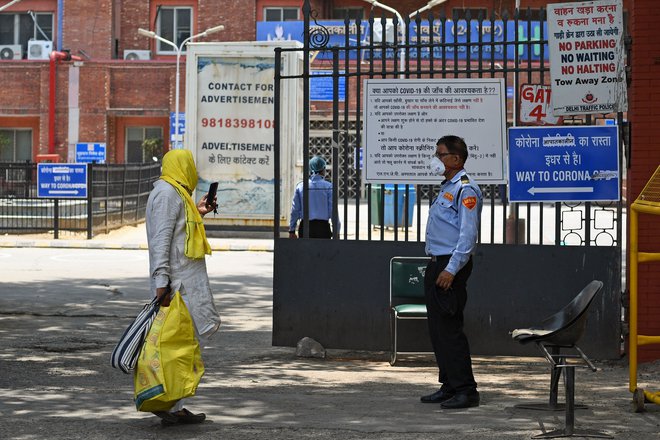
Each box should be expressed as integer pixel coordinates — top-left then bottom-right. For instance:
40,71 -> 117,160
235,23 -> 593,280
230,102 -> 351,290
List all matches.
370,184 -> 416,228
370,184 -> 383,224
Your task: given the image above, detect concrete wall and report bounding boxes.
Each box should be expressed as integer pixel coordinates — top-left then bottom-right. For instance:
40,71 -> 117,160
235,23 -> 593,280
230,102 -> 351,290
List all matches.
273,239 -> 621,359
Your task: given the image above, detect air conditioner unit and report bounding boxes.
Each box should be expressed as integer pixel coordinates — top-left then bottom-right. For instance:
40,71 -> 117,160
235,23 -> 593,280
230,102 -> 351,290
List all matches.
27,40 -> 53,60
0,44 -> 22,60
123,50 -> 151,60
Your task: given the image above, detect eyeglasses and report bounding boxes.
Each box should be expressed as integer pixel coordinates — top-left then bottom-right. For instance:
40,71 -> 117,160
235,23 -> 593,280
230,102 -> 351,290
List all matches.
434,152 -> 456,159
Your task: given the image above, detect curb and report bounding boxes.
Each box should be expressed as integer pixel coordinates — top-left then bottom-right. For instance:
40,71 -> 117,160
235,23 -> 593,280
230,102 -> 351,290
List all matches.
0,240 -> 274,252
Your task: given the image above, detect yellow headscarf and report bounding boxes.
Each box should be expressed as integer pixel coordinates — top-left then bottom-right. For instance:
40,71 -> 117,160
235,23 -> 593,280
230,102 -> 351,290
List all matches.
160,150 -> 211,259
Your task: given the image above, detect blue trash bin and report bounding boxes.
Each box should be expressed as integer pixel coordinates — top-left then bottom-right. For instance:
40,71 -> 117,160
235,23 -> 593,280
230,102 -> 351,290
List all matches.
382,184 -> 416,228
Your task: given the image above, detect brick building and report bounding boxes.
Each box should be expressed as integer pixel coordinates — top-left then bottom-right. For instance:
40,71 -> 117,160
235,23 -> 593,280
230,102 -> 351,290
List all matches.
0,1 -> 658,360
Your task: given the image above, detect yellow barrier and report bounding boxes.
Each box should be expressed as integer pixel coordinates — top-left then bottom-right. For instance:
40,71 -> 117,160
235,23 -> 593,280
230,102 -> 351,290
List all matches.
629,164 -> 660,412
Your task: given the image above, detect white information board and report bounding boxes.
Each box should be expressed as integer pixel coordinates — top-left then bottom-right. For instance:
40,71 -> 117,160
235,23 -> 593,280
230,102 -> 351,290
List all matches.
548,0 -> 627,115
363,78 -> 507,184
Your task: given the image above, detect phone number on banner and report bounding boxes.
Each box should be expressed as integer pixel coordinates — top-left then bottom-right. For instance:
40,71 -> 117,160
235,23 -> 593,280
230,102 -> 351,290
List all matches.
201,118 -> 275,129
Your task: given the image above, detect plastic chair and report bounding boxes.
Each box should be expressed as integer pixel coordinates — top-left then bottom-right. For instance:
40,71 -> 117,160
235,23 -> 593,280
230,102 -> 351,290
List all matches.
389,256 -> 430,365
511,280 -> 612,439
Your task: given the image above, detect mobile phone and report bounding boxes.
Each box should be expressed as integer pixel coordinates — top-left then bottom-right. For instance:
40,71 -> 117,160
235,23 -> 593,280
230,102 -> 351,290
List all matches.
206,182 -> 218,213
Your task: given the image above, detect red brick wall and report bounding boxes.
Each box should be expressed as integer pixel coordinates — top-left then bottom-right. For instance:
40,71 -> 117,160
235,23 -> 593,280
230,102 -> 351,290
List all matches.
63,0 -> 113,59
628,0 -> 660,362
120,1 -> 151,57
201,0 -> 256,42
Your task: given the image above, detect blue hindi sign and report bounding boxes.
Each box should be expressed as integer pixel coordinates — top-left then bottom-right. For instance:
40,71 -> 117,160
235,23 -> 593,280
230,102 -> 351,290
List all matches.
37,163 -> 88,198
170,112 -> 186,141
311,71 -> 346,101
508,126 -> 619,202
75,143 -> 106,163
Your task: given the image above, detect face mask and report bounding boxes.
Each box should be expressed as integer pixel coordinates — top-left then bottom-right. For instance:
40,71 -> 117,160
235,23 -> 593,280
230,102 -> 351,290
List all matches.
429,156 -> 445,175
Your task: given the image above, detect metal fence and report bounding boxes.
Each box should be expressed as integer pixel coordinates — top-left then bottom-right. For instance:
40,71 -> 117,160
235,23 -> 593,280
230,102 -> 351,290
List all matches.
0,162 -> 160,238
275,4 -> 627,247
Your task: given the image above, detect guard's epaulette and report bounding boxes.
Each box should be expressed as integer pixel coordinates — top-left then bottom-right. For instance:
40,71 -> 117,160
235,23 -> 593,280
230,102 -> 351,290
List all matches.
460,175 -> 470,185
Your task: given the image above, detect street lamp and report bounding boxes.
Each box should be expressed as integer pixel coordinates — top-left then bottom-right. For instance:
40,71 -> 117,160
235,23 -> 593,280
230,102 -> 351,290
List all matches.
362,0 -> 405,76
138,24 -> 224,149
409,0 -> 448,18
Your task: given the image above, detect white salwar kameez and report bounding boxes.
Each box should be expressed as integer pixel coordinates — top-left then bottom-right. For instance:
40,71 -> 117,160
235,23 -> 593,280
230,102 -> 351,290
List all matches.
145,179 -> 221,412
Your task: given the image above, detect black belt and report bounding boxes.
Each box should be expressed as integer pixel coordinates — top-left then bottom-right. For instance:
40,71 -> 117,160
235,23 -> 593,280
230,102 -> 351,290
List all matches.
430,255 -> 451,262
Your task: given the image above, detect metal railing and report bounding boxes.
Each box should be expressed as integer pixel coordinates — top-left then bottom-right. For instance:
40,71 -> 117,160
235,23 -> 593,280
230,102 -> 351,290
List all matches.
0,162 -> 160,238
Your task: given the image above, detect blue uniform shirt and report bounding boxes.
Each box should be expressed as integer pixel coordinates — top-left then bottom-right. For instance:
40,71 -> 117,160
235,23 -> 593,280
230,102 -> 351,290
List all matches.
425,169 -> 483,275
289,174 -> 340,232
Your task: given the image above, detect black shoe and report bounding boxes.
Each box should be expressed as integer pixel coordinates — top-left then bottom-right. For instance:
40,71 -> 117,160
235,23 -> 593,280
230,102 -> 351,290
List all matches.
440,391 -> 480,409
152,411 -> 179,425
420,389 -> 455,403
173,408 -> 206,424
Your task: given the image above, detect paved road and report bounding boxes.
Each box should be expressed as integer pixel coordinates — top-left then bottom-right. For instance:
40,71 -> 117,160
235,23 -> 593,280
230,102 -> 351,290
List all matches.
0,248 -> 658,439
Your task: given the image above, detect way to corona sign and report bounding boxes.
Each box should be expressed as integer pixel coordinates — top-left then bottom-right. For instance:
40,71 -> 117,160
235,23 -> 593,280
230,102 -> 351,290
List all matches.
508,125 -> 619,202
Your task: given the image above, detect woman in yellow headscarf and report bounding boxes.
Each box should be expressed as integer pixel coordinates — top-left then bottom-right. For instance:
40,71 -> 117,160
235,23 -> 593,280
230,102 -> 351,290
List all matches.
144,149 -> 221,425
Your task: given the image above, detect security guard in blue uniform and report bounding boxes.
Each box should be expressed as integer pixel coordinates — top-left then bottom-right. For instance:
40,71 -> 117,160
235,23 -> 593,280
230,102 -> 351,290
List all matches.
289,155 -> 339,238
420,135 -> 483,409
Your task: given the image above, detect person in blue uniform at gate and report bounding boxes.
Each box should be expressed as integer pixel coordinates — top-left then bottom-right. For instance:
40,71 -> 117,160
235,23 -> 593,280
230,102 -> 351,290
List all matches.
420,135 -> 483,409
289,155 -> 339,239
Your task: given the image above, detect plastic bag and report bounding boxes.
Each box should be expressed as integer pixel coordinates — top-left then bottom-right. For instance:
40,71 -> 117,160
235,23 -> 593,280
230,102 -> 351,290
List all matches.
134,291 -> 204,412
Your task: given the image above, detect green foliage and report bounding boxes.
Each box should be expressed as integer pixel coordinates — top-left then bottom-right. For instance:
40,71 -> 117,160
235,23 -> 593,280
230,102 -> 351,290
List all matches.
0,132 -> 10,153
141,137 -> 164,162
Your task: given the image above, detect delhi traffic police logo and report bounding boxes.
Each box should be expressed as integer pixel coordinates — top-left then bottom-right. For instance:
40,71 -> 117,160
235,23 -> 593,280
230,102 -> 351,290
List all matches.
462,196 -> 477,210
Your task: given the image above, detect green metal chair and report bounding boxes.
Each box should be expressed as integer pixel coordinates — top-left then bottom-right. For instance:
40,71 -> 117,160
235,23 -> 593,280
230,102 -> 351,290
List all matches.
389,256 -> 430,365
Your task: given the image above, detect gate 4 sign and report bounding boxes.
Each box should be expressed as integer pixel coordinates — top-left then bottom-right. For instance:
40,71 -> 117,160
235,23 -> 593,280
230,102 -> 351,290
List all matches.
519,84 -> 561,125
508,126 -> 619,202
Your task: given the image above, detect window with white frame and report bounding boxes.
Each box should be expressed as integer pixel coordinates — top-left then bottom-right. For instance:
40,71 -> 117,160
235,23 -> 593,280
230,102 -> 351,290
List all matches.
0,13 -> 53,58
0,129 -> 32,162
264,7 -> 298,21
156,7 -> 192,53
126,127 -> 163,163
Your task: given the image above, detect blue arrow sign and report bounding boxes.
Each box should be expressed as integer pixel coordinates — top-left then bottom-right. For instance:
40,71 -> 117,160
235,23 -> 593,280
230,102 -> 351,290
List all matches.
37,163 -> 88,198
508,126 -> 619,202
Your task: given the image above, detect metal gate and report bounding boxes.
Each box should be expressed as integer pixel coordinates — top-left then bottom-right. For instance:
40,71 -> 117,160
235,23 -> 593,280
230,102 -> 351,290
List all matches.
272,0 -> 625,359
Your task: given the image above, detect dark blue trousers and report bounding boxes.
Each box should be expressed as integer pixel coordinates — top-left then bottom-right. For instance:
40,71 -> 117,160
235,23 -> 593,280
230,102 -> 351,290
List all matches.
424,255 -> 477,394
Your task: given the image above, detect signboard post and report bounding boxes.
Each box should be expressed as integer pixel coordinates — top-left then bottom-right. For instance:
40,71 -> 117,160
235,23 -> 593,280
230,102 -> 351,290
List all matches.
508,125 -> 619,202
37,163 -> 88,198
548,0 -> 627,115
363,78 -> 507,184
75,143 -> 106,164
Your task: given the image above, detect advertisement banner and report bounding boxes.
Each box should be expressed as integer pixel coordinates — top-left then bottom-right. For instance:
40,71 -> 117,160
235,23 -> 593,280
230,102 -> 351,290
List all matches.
548,0 -> 627,115
194,57 -> 275,218
363,78 -> 506,184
